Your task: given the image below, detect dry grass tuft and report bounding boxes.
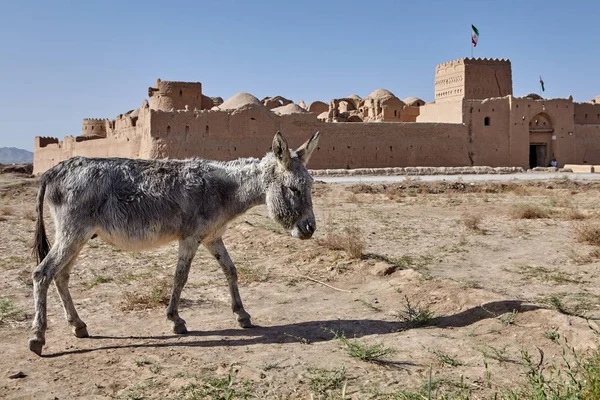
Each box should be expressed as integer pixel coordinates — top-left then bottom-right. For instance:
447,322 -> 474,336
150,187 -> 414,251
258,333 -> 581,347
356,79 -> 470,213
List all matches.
1,206 -> 15,216
575,222 -> 600,246
122,280 -> 171,310
319,225 -> 366,259
511,204 -> 552,219
23,209 -> 36,221
565,209 -> 587,220
463,214 -> 484,233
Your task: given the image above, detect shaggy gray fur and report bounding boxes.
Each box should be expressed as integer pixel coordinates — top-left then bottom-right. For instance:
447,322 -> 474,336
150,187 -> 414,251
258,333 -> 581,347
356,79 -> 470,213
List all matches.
29,131 -> 320,356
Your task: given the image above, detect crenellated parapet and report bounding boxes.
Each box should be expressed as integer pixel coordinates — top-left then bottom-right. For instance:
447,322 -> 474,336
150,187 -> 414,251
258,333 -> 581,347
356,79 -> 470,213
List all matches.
148,78 -> 204,112
35,136 -> 59,148
82,118 -> 109,137
435,57 -> 512,102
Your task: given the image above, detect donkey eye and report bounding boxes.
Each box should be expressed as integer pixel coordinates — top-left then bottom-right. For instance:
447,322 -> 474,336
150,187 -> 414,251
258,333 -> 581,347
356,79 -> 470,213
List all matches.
288,187 -> 301,195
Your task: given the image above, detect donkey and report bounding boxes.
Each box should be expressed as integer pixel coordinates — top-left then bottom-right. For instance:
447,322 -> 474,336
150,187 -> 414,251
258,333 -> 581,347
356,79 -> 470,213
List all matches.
29,131 -> 320,356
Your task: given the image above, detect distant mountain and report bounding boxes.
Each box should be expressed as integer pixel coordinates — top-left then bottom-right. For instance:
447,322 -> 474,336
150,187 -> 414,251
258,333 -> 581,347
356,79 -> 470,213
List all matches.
0,147 -> 34,164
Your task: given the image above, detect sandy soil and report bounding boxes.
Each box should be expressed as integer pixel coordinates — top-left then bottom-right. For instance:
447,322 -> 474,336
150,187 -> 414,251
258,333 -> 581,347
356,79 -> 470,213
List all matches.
0,174 -> 599,399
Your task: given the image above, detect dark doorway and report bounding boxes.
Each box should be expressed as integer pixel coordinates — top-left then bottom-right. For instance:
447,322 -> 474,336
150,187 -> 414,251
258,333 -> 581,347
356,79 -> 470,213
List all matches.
529,144 -> 547,168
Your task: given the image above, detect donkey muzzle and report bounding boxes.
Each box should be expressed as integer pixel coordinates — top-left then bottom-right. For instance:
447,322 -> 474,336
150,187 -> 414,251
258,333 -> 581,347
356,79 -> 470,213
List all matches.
291,220 -> 316,240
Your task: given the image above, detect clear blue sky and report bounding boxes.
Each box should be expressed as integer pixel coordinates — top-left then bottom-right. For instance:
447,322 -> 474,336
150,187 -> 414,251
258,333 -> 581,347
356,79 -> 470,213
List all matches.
1,0 -> 598,150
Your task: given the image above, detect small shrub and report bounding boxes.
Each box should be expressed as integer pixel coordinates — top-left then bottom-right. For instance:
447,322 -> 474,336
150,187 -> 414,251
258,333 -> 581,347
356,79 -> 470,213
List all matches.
179,364 -> 254,400
429,348 -> 462,367
318,225 -> 366,259
511,204 -> 551,219
395,295 -> 434,329
575,221 -> 600,246
308,366 -> 346,396
543,329 -> 560,343
326,329 -> 396,363
463,213 -> 483,231
122,280 -> 171,310
515,333 -> 600,400
0,298 -> 22,324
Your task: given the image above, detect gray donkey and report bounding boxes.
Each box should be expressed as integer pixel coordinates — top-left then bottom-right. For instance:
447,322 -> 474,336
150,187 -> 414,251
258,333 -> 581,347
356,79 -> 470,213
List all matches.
29,131 -> 320,356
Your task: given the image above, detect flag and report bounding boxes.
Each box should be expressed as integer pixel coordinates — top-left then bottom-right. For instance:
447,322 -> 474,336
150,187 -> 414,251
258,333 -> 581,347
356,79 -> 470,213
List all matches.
540,76 -> 545,92
471,25 -> 479,47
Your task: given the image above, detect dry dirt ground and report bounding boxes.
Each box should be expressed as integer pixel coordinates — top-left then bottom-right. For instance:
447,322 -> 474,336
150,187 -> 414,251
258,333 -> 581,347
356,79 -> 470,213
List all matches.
1,173 -> 599,399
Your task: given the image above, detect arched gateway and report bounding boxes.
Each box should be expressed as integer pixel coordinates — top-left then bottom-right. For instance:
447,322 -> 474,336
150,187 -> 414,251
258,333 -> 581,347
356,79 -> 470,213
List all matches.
529,112 -> 554,168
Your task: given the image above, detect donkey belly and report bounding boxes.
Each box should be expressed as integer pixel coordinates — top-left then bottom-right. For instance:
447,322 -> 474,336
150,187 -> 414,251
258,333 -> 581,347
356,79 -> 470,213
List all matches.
96,228 -> 180,251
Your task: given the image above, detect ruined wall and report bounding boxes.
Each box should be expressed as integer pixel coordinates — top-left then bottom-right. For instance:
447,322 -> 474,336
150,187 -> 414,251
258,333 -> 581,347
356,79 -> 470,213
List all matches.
148,79 -> 203,111
401,105 -> 420,122
33,105 -> 153,174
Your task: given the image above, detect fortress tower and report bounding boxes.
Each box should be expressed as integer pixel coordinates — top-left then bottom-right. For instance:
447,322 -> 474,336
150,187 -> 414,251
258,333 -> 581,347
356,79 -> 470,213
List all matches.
81,118 -> 109,138
148,79 -> 203,111
434,58 -> 512,103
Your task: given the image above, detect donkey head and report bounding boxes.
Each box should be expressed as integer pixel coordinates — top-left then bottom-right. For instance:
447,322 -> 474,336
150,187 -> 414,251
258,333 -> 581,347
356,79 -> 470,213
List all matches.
265,131 -> 320,240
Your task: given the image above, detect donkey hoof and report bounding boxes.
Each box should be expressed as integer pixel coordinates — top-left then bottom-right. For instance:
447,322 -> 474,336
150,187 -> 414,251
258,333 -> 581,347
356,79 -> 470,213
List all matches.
238,317 -> 253,328
28,339 -> 44,356
173,323 -> 188,334
74,326 -> 89,338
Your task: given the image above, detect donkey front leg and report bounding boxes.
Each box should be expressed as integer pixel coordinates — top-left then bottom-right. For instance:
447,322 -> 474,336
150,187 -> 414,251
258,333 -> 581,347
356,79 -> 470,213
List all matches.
205,238 -> 252,328
166,237 -> 199,334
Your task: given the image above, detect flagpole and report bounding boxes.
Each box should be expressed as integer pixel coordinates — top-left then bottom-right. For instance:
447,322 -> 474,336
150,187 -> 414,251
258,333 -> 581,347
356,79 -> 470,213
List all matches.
470,26 -> 473,58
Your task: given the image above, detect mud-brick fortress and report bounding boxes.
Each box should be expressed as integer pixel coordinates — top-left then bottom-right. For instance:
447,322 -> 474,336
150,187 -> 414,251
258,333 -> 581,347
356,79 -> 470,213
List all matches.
33,58 -> 600,174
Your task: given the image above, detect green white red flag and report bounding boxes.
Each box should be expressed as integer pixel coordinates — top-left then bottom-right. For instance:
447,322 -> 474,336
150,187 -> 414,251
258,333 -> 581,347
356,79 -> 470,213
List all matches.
472,25 -> 479,47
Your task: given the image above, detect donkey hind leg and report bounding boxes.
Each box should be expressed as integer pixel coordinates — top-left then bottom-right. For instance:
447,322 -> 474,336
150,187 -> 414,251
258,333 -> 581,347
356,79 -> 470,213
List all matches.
29,237 -> 87,356
205,238 -> 252,328
166,237 -> 199,334
54,263 -> 88,338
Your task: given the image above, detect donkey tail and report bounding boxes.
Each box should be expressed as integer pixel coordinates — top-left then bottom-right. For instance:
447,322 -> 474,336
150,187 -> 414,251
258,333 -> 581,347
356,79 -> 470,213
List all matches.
33,176 -> 51,264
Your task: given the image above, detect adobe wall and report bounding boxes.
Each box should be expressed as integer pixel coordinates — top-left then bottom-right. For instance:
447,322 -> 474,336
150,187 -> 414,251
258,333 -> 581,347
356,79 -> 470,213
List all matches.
463,59 -> 512,100
574,124 -> 600,165
417,101 -> 463,123
464,98 -> 513,166
146,107 -> 471,169
33,135 -> 147,174
574,102 -> 600,124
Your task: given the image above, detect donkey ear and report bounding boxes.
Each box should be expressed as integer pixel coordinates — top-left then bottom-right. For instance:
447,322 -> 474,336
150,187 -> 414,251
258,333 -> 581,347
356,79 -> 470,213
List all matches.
296,131 -> 320,166
272,131 -> 291,169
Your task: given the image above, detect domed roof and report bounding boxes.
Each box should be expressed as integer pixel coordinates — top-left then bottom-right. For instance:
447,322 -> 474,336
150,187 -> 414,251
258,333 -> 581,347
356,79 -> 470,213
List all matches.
271,103 -> 308,115
347,94 -> 362,101
366,89 -> 396,100
524,93 -> 543,100
219,93 -> 262,110
403,97 -> 424,106
317,111 -> 329,120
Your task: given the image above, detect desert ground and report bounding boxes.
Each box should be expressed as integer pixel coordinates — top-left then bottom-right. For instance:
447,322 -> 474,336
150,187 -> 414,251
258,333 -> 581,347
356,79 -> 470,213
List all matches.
1,172 -> 599,399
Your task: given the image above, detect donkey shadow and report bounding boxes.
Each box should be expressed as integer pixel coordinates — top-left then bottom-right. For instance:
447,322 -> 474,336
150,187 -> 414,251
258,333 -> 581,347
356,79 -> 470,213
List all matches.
43,300 -> 541,358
